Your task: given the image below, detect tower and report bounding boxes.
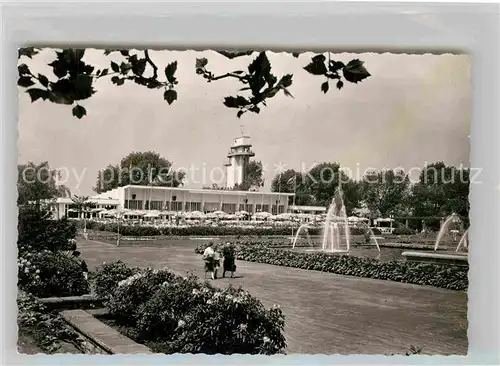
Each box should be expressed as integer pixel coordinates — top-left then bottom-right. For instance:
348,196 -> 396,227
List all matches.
224,133 -> 255,188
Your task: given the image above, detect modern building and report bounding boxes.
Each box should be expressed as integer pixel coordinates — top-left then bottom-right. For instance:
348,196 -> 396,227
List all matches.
224,135 -> 255,188
94,185 -> 293,215
50,134 -> 295,219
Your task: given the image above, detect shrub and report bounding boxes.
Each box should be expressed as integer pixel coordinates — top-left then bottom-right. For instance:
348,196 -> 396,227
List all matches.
393,227 -> 416,235
106,268 -> 177,323
101,262 -> 287,354
17,291 -> 85,353
91,260 -> 141,299
18,205 -> 77,252
18,251 -> 89,298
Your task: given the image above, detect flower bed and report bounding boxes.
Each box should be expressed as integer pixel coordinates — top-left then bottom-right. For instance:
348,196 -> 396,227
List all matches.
18,249 -> 90,298
92,261 -> 286,354
194,243 -> 468,291
80,220 -> 372,237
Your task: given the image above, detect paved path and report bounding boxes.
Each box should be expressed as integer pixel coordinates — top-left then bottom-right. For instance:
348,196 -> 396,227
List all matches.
79,239 -> 468,355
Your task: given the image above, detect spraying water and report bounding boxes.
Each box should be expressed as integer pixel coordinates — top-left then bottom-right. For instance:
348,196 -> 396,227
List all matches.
291,224 -> 313,249
321,187 -> 350,253
356,221 -> 381,252
434,213 -> 462,251
455,228 -> 469,252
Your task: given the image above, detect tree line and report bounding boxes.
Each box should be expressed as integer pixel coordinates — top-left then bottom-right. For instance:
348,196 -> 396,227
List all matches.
18,151 -> 469,230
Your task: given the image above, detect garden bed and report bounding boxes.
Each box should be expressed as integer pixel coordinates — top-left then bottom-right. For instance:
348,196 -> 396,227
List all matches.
194,243 -> 468,291
90,262 -> 287,355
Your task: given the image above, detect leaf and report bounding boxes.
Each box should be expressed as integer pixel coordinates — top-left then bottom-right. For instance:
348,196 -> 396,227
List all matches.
72,105 -> 87,119
336,80 -> 344,90
195,58 -> 208,69
120,62 -> 132,74
292,52 -> 301,58
248,52 -> 271,76
249,105 -> 260,114
18,47 -> 38,59
111,76 -> 125,86
132,59 -> 147,76
329,60 -> 345,73
38,74 -> 49,88
100,68 -> 109,77
218,50 -> 254,59
321,81 -> 329,93
111,62 -> 119,73
18,64 -> 30,76
283,88 -> 294,99
303,55 -> 327,75
223,96 -> 250,108
237,110 -> 244,118
120,50 -> 130,56
18,76 -> 35,88
278,74 -> 293,88
164,61 -> 178,83
163,89 -> 178,105
343,59 -> 371,83
26,88 -> 50,102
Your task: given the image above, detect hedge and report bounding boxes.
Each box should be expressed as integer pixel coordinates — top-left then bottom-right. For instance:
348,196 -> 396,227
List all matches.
92,261 -> 287,354
78,219 -> 376,237
194,243 -> 468,291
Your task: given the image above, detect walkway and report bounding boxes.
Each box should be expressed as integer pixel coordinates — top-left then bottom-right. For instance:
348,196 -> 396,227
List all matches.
78,239 -> 467,355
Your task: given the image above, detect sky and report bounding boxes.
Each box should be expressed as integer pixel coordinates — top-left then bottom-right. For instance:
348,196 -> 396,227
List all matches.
18,49 -> 471,196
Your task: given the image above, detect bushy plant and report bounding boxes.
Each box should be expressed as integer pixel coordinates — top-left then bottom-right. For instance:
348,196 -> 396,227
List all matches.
393,227 -> 415,235
91,260 -> 141,299
18,250 -> 89,297
100,262 -> 287,354
18,205 -> 77,252
162,286 -> 286,354
106,268 -> 177,323
17,291 -> 85,353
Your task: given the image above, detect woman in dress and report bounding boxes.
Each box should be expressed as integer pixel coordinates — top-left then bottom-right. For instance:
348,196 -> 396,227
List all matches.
202,242 -> 216,279
222,242 -> 236,278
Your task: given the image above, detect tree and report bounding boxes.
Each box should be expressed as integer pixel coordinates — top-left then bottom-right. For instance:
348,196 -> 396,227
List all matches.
410,162 -> 469,222
233,160 -> 264,191
359,169 -> 411,217
17,161 -> 61,205
93,151 -> 185,193
270,164 -> 361,213
18,48 -> 371,119
17,204 -> 77,253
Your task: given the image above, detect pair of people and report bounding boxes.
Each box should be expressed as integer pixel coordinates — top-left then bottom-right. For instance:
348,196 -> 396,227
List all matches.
202,242 -> 236,280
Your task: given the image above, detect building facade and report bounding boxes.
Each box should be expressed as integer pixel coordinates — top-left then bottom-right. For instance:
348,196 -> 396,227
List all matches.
95,185 -> 293,214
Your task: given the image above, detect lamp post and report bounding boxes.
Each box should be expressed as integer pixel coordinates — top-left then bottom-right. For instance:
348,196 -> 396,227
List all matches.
117,209 -> 121,246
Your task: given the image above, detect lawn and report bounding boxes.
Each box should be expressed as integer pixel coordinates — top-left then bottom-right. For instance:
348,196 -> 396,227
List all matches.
79,238 -> 467,355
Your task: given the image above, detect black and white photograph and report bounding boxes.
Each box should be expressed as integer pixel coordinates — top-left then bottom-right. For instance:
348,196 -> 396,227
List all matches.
16,47 -> 470,355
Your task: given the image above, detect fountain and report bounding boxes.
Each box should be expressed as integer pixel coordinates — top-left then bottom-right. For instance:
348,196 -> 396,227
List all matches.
402,213 -> 468,266
291,224 -> 314,249
455,228 -> 469,252
321,187 -> 350,253
355,221 -> 381,252
434,213 -> 462,251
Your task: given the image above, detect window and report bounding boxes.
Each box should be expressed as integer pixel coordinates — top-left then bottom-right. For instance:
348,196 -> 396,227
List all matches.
125,200 -> 143,210
171,201 -> 183,211
222,203 -> 237,214
145,200 -> 163,210
186,202 -> 201,211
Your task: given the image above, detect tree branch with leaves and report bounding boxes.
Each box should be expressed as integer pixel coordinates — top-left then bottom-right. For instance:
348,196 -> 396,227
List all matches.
18,47 -> 371,119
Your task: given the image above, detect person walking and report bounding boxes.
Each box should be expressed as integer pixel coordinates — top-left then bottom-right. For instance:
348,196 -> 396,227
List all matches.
202,242 -> 216,280
222,242 -> 236,278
